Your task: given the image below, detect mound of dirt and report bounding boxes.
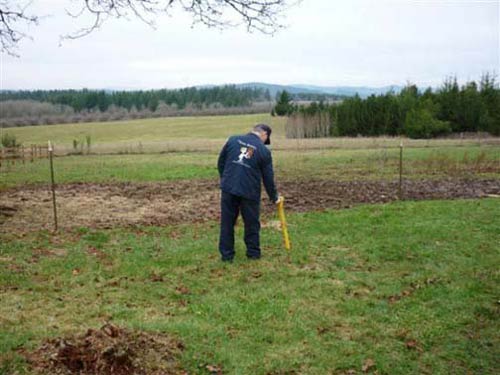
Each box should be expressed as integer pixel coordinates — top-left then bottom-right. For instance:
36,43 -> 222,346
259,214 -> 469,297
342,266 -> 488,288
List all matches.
21,324 -> 185,375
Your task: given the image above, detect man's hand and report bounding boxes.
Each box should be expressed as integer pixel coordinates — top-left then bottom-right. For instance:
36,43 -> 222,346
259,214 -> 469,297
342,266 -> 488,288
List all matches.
274,195 -> 283,204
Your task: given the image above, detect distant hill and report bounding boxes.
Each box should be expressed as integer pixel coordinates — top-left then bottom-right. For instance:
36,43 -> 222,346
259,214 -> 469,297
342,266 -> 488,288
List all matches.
232,82 -> 403,98
290,84 -> 403,98
3,83 -> 403,99
234,83 -> 322,96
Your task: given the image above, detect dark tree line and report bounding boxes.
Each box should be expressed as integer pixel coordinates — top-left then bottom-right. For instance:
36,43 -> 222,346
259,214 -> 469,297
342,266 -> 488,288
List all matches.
0,85 -> 271,112
272,90 -> 344,116
283,74 -> 500,139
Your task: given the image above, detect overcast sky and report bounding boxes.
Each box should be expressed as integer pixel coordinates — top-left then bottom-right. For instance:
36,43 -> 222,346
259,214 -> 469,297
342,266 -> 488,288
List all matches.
1,0 -> 498,90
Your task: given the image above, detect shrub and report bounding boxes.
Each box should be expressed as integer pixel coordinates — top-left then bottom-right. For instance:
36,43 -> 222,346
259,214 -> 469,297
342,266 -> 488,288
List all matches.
404,108 -> 451,139
274,91 -> 293,116
86,135 -> 92,154
1,133 -> 20,148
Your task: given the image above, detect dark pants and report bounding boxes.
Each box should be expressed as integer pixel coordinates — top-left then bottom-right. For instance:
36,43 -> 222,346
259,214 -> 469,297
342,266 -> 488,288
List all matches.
219,191 -> 261,261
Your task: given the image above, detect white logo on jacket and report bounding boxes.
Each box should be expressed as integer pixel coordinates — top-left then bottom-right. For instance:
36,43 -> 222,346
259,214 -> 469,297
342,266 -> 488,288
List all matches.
237,147 -> 254,162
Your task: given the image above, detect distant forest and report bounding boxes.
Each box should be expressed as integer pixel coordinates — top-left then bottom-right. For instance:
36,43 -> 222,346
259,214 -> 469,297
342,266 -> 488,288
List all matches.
282,75 -> 500,139
0,85 -> 273,127
0,85 -> 343,127
0,85 -> 271,112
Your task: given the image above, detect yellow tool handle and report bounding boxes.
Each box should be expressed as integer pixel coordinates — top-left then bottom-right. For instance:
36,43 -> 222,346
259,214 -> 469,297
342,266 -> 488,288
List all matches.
277,197 -> 291,251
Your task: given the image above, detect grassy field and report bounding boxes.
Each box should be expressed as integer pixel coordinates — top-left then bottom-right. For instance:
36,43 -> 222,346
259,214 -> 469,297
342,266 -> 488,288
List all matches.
3,114 -> 283,153
1,146 -> 499,189
3,113 -> 498,154
1,199 -> 499,374
1,115 -> 499,374
2,113 -> 498,189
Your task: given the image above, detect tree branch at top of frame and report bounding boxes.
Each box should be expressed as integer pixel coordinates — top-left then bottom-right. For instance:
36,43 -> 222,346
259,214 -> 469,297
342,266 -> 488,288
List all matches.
0,1 -> 39,57
0,0 -> 299,56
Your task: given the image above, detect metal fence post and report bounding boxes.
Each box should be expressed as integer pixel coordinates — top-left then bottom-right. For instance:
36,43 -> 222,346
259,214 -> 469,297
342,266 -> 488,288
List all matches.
48,141 -> 58,232
398,141 -> 404,200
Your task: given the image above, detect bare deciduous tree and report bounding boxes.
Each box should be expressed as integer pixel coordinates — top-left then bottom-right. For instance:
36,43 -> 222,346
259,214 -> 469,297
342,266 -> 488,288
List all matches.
0,1 -> 38,56
0,0 -> 296,56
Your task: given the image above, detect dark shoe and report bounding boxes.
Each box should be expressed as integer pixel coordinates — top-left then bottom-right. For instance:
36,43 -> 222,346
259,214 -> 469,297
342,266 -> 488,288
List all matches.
246,255 -> 261,260
221,257 -> 234,263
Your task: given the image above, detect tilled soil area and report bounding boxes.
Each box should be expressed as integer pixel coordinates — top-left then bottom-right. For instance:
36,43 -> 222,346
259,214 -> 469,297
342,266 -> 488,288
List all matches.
1,178 -> 499,232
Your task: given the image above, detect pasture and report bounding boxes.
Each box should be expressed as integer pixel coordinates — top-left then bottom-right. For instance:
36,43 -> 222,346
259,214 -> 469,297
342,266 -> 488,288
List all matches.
1,113 -> 499,374
4,113 -> 498,155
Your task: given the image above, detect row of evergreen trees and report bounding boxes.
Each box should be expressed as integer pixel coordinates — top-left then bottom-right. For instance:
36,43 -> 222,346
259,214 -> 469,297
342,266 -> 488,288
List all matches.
0,85 -> 271,112
280,75 -> 500,138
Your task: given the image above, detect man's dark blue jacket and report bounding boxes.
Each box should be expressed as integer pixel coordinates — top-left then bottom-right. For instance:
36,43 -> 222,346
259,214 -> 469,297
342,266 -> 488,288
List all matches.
217,133 -> 278,202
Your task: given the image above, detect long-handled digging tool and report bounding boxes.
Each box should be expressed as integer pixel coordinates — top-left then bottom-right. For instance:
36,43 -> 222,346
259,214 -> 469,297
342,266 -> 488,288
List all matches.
277,197 -> 291,251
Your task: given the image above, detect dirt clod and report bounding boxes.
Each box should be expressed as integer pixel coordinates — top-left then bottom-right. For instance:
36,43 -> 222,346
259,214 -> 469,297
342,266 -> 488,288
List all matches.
361,358 -> 376,373
405,339 -> 423,352
205,364 -> 223,374
0,204 -> 17,225
21,324 -> 184,374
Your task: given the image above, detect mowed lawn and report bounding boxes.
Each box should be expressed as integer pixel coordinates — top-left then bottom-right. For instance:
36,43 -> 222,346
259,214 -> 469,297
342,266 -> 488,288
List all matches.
1,199 -> 499,374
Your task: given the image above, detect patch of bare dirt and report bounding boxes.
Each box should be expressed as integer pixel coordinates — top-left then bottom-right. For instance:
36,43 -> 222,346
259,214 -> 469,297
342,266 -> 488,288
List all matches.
0,178 -> 499,233
280,178 -> 500,211
29,248 -> 68,264
21,323 -> 184,375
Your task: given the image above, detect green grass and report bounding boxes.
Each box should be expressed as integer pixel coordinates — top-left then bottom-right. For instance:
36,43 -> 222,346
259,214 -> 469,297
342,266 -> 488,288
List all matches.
1,199 -> 499,374
4,114 -> 285,146
0,153 -> 216,187
3,113 -> 497,156
1,145 -> 498,189
1,116 -> 499,373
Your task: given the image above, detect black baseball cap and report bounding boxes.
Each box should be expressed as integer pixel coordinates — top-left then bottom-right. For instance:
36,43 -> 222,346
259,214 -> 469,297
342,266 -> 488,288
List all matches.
254,123 -> 272,145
